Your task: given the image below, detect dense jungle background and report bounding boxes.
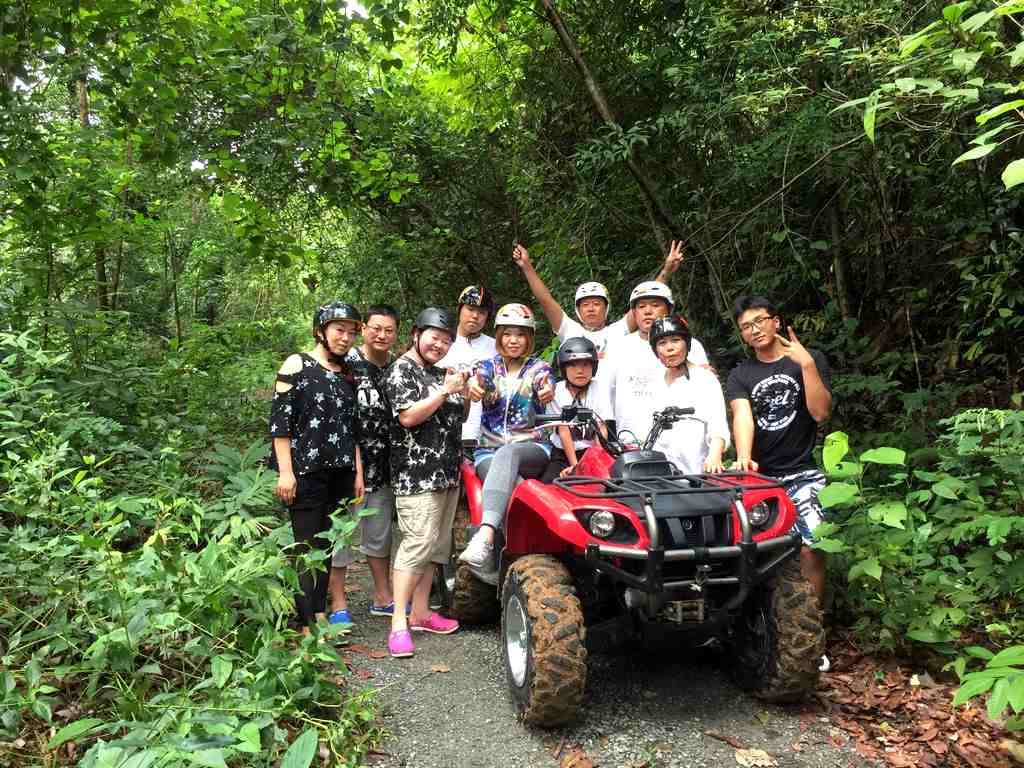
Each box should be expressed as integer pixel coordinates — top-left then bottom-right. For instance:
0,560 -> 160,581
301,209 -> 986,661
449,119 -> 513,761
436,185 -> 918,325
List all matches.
1,0 -> 1023,764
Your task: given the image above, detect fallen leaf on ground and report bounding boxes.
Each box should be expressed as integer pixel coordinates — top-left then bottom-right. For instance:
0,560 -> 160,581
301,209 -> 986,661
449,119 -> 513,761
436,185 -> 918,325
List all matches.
354,668 -> 372,680
734,748 -> 776,767
1001,738 -> 1024,763
430,663 -> 451,673
559,746 -> 594,768
347,644 -> 369,655
366,649 -> 387,659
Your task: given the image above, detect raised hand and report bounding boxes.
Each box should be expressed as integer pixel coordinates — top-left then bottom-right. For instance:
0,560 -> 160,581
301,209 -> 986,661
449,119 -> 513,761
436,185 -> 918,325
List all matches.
775,327 -> 815,368
511,242 -> 533,271
664,239 -> 685,274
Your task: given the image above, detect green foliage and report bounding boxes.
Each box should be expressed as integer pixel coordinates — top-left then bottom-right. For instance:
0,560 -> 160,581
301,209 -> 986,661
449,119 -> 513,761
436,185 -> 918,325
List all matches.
952,644 -> 1024,730
0,330 -> 378,765
817,410 -> 1024,651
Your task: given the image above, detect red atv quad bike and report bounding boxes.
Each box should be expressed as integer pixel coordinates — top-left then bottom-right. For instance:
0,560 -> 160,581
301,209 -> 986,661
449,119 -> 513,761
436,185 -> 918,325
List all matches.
436,405 -> 824,728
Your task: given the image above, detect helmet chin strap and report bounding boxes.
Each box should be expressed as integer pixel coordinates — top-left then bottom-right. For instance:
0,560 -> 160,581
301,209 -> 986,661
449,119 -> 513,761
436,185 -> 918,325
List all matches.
317,330 -> 348,366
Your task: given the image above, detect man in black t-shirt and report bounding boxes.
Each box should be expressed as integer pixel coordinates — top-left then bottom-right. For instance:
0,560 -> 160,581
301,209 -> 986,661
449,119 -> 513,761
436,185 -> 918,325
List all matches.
725,295 -> 833,626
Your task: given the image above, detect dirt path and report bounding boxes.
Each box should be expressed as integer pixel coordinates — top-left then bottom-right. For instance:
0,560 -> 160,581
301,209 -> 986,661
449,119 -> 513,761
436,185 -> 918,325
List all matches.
341,563 -> 869,768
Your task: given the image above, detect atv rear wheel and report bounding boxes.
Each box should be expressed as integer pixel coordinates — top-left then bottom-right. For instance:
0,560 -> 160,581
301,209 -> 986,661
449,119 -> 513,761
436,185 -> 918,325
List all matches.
448,561 -> 499,624
730,556 -> 824,702
501,555 -> 587,727
431,494 -> 471,614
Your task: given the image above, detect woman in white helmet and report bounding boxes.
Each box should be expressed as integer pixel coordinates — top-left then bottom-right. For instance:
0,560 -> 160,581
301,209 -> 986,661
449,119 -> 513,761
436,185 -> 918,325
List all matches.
460,303 -> 556,578
510,241 -> 686,361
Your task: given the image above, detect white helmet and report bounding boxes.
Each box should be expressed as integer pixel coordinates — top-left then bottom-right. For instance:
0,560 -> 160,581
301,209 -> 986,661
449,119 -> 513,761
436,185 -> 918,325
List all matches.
494,302 -> 536,330
574,282 -> 610,322
629,280 -> 674,310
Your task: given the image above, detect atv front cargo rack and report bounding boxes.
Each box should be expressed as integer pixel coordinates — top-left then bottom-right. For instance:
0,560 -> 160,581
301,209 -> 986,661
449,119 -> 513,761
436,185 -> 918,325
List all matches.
555,470 -> 802,609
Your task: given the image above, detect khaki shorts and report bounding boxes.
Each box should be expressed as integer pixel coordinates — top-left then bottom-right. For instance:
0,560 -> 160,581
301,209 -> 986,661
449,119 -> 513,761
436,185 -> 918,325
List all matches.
393,486 -> 459,574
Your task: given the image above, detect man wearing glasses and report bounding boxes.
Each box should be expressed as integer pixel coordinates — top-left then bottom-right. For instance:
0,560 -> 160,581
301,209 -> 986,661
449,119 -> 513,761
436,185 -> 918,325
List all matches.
329,304 -> 401,626
725,295 -> 832,667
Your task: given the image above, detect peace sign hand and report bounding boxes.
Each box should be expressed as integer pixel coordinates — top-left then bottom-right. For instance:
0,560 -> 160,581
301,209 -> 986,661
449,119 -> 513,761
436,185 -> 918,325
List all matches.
664,240 -> 685,274
775,328 -> 815,368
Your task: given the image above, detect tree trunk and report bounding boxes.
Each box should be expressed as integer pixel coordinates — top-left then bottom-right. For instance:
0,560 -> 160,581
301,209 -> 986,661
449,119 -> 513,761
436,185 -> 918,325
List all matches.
171,242 -> 182,346
537,0 -> 674,246
76,73 -> 112,310
42,245 -> 54,348
111,142 -> 133,312
828,203 -> 852,322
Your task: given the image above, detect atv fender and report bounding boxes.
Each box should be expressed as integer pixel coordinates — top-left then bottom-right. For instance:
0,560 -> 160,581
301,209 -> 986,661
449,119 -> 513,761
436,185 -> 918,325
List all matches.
504,480 -> 639,555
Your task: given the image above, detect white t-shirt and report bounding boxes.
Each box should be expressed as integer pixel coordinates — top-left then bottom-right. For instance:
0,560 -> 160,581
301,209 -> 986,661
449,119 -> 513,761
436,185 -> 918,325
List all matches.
651,367 -> 730,474
437,333 -> 497,441
556,315 -> 631,361
548,380 -> 613,451
600,331 -> 710,446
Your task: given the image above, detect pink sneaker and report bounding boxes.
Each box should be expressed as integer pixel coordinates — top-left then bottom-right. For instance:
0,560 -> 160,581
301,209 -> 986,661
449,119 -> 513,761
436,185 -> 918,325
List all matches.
388,629 -> 415,658
410,612 -> 460,635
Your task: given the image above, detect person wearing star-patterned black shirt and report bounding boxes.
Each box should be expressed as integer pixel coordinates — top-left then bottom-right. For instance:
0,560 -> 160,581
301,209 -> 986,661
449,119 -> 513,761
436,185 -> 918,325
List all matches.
269,302 -> 364,633
384,308 -> 470,658
329,305 -> 400,628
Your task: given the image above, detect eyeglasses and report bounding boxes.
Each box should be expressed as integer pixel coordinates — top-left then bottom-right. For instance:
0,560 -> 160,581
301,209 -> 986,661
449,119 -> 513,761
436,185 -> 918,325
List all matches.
738,314 -> 776,334
365,325 -> 396,337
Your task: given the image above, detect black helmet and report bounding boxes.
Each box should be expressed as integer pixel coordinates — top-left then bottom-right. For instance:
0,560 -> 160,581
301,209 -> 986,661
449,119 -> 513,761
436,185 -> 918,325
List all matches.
649,314 -> 691,354
458,285 -> 494,314
557,336 -> 599,378
414,307 -> 455,338
315,301 -> 362,329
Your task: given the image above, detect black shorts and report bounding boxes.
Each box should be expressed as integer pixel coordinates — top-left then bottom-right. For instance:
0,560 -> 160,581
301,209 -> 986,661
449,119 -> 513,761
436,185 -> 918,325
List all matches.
540,448 -> 571,484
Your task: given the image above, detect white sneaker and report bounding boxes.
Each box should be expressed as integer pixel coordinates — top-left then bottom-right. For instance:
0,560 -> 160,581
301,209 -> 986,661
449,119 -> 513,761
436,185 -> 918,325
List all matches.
458,530 -> 493,568
818,655 -> 831,672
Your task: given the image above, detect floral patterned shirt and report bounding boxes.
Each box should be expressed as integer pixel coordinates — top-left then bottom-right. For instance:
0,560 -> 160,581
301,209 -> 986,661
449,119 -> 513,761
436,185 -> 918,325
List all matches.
347,347 -> 391,492
268,353 -> 357,475
385,355 -> 464,496
476,355 -> 555,449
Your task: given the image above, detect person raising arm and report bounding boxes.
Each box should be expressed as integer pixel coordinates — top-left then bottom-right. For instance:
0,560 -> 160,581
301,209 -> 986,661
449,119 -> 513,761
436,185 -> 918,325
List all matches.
510,240 -> 686,359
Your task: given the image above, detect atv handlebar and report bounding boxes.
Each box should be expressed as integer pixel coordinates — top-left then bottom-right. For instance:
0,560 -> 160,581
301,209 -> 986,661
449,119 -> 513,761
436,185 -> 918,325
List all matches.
536,405 -> 707,457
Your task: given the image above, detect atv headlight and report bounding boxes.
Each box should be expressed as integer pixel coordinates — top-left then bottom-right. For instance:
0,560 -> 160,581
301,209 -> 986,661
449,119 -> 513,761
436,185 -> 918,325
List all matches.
748,501 -> 772,527
588,510 -> 616,538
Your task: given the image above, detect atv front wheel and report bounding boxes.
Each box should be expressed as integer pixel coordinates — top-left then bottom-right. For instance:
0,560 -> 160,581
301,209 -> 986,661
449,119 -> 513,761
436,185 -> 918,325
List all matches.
501,555 -> 587,727
448,561 -> 499,624
730,555 -> 824,702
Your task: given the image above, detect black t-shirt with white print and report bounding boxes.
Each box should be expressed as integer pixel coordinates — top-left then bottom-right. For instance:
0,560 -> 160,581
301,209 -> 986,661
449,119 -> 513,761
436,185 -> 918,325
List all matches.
346,347 -> 391,492
268,353 -> 358,475
385,355 -> 464,497
725,350 -> 831,476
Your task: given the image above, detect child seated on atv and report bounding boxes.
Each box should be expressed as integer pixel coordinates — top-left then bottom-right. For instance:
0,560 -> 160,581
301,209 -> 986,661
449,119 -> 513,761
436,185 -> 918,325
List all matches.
460,303 -> 556,577
648,315 -> 729,474
540,337 -> 612,482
